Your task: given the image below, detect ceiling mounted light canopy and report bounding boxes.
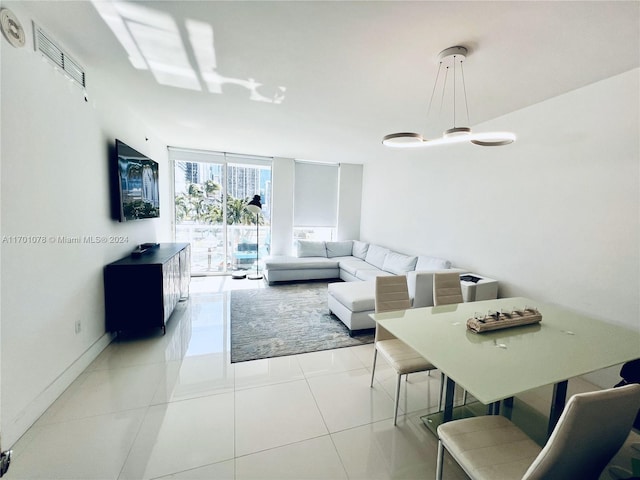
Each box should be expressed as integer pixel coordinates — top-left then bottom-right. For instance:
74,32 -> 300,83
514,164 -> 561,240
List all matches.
383,45 -> 516,148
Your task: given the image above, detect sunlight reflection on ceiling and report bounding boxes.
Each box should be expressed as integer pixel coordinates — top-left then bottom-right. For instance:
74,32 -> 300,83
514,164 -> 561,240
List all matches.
91,0 -> 286,103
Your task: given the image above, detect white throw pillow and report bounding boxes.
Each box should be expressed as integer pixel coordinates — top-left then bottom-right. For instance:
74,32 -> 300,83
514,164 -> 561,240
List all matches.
364,244 -> 390,269
415,255 -> 451,270
326,240 -> 353,258
352,241 -> 369,259
383,251 -> 418,274
296,240 -> 327,258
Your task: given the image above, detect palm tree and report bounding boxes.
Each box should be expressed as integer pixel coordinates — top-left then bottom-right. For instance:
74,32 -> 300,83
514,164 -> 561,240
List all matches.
174,193 -> 191,222
226,197 -> 247,225
201,203 -> 223,224
203,180 -> 220,197
176,181 -> 266,229
175,181 -> 224,223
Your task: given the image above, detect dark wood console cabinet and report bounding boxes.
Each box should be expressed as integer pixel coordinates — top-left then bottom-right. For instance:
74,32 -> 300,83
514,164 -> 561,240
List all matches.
104,243 -> 190,334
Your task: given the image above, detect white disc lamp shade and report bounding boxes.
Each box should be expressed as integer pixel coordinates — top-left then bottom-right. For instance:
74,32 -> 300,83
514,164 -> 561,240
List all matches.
470,131 -> 517,146
382,132 -> 424,146
382,45 -> 515,148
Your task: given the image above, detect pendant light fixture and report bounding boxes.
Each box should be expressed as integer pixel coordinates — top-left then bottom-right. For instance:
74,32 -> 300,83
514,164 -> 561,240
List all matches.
382,46 -> 516,148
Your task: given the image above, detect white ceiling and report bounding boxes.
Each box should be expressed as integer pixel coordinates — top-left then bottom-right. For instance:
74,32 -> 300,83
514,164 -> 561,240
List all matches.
18,1 -> 640,164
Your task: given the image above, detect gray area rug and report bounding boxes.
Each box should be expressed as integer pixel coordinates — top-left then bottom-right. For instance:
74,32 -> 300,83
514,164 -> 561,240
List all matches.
230,281 -> 374,363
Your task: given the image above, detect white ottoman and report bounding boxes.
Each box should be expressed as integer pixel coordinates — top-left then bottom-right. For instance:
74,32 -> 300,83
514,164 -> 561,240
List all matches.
328,280 -> 377,334
328,273 -> 499,335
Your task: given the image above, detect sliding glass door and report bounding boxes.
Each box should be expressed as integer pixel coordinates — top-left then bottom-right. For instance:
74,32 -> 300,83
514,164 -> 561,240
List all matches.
171,149 -> 271,276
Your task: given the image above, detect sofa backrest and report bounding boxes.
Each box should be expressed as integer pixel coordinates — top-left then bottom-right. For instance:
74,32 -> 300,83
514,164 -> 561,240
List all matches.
294,240 -> 453,280
364,244 -> 390,269
352,240 -> 369,259
326,240 -> 353,258
382,251 -> 418,274
415,255 -> 451,270
296,240 -> 327,257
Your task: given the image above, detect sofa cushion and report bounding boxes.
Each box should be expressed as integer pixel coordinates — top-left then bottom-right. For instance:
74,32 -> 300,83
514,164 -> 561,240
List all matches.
416,255 -> 451,270
264,256 -> 338,270
352,240 -> 369,260
296,240 -> 327,258
328,280 -> 376,312
356,269 -> 395,281
383,251 -> 418,274
364,244 -> 389,269
337,257 -> 371,276
326,240 -> 353,258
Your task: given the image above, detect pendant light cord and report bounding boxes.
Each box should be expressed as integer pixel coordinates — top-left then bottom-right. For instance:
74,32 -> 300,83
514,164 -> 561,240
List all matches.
427,61 -> 443,122
460,58 -> 471,126
428,54 -> 468,131
439,66 -> 449,119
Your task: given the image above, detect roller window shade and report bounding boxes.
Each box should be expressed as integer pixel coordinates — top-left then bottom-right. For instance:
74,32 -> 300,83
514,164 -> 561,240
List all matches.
294,162 -> 338,227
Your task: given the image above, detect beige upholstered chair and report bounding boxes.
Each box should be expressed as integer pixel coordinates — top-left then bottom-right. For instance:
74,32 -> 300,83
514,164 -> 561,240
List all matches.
433,271 -> 466,407
436,383 -> 640,480
433,271 -> 464,306
370,275 -> 437,425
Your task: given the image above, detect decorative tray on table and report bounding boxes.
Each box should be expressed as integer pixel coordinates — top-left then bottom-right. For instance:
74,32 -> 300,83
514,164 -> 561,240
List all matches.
466,307 -> 542,333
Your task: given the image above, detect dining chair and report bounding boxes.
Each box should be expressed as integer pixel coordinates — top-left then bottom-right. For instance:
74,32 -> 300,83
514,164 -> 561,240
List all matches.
432,271 -> 466,408
615,358 -> 640,429
433,271 -> 464,306
370,275 -> 438,425
436,383 -> 640,480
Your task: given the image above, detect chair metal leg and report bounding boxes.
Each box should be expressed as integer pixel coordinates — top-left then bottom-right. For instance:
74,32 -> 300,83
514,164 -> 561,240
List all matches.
436,440 -> 444,480
393,373 -> 401,426
370,349 -> 378,387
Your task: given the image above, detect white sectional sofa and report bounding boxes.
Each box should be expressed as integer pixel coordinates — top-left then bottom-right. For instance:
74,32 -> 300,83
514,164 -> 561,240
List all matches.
264,240 -> 488,334
264,240 -> 453,284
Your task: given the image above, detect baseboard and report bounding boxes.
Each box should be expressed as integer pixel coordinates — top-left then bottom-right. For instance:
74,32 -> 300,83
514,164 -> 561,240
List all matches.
5,332 -> 114,447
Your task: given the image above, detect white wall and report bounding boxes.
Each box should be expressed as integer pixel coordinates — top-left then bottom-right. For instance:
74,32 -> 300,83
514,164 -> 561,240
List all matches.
270,157 -> 295,255
361,69 -> 639,332
337,163 -> 363,241
1,2 -> 171,446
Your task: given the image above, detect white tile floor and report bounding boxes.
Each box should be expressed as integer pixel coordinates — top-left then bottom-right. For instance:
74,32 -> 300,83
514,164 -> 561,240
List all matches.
5,276 -> 630,480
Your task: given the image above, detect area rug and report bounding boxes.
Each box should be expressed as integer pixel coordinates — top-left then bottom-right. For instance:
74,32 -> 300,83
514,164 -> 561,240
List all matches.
230,281 -> 374,363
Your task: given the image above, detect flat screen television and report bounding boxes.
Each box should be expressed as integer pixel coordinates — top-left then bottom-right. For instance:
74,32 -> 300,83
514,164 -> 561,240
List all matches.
115,139 -> 160,222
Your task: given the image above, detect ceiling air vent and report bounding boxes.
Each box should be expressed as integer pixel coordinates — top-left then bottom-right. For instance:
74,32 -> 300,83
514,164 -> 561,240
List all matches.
33,23 -> 86,88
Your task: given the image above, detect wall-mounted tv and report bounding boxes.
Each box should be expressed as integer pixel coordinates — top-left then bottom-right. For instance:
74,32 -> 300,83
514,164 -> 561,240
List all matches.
115,139 -> 160,222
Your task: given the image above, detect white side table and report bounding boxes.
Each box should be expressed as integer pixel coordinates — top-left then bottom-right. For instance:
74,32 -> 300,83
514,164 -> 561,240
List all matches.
460,273 -> 498,302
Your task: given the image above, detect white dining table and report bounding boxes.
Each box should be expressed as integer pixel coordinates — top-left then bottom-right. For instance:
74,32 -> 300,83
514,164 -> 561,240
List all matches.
371,297 -> 640,435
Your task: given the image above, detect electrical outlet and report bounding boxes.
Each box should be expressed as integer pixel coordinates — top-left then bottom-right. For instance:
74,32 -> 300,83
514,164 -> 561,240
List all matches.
74,320 -> 81,334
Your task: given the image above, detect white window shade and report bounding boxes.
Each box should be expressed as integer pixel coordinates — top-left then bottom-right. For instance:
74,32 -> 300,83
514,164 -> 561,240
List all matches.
294,162 -> 338,227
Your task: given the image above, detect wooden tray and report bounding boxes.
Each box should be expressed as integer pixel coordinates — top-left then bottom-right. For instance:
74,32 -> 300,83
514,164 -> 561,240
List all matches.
466,309 -> 542,333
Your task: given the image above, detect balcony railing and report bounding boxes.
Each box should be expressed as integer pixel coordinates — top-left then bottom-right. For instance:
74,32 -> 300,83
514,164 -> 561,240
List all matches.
176,223 -> 270,275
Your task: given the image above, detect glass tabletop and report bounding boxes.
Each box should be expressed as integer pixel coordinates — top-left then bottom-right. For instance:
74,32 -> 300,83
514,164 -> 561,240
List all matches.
373,297 -> 640,405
